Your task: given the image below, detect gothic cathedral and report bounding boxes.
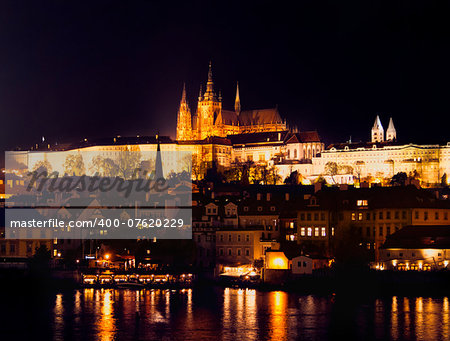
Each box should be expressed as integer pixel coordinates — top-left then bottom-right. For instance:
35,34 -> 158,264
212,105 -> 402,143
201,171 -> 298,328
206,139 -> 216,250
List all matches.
176,62 -> 287,141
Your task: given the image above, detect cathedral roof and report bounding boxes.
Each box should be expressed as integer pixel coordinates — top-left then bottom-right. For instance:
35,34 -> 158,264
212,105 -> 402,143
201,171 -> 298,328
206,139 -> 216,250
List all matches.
238,108 -> 283,126
228,131 -> 289,145
216,110 -> 239,126
214,108 -> 284,127
286,131 -> 321,144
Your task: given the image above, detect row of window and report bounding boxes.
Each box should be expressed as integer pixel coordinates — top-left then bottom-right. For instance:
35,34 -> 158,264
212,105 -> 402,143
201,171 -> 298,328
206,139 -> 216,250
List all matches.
299,227 -> 328,237
299,212 -> 326,221
414,211 -> 448,221
386,251 -> 443,259
351,210 -> 409,221
218,248 -> 250,257
366,225 -> 400,237
219,234 -> 251,242
243,206 -> 277,212
0,242 -> 47,255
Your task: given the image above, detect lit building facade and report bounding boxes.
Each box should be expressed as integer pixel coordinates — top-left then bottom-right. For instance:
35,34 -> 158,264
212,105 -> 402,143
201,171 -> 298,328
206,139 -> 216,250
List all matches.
176,62 -> 287,141
311,117 -> 450,187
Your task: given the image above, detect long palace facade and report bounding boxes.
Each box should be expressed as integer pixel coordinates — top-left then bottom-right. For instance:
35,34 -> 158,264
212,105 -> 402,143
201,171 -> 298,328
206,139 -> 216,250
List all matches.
6,65 -> 450,187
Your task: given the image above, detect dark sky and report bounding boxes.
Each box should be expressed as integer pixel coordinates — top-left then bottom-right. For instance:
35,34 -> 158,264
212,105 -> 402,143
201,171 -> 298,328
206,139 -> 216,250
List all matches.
1,0 -> 449,161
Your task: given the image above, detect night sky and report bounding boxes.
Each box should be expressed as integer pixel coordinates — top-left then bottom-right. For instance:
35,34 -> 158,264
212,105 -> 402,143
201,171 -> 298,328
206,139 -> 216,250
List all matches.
1,1 -> 449,163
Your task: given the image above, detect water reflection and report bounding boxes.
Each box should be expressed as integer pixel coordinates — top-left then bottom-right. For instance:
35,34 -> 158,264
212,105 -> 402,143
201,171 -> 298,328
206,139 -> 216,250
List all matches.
53,294 -> 64,340
388,296 -> 449,341
95,290 -> 116,341
268,291 -> 288,340
19,289 -> 450,340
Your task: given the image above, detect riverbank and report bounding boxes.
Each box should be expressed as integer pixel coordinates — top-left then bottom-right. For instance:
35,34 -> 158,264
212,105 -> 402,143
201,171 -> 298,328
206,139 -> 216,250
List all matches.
1,268 -> 449,295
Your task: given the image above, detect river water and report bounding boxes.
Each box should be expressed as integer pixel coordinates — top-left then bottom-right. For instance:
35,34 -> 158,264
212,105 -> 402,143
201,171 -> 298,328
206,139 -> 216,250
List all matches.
1,287 -> 449,340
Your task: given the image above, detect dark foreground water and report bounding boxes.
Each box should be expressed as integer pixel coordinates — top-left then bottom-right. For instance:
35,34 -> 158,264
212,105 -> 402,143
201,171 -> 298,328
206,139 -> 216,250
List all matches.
0,287 -> 449,340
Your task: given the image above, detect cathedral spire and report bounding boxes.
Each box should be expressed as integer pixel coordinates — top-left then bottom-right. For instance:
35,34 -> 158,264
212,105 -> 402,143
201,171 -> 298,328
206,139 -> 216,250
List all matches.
235,81 -> 241,115
155,135 -> 164,180
204,61 -> 215,99
176,83 -> 192,141
181,82 -> 187,104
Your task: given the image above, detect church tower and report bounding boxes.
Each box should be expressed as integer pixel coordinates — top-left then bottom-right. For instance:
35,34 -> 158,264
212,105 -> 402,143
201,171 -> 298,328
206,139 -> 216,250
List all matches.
371,115 -> 384,142
176,83 -> 192,141
196,62 -> 222,140
386,117 -> 397,141
235,82 -> 241,115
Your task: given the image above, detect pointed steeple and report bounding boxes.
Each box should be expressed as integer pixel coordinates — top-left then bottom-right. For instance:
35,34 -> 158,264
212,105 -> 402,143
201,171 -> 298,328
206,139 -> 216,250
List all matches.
181,82 -> 187,104
235,82 -> 241,115
373,115 -> 383,129
386,117 -> 397,141
155,134 -> 164,180
204,61 -> 216,100
176,83 -> 192,141
371,115 -> 384,142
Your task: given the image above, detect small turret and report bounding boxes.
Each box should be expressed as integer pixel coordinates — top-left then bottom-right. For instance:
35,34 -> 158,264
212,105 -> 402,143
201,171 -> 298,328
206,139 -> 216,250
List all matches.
198,84 -> 203,101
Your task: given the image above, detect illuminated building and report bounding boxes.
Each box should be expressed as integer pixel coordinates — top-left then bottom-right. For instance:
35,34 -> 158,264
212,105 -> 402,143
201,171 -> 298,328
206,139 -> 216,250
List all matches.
377,225 -> 450,271
215,229 -> 275,274
264,250 -> 289,270
311,116 -> 450,187
296,186 -> 450,261
176,62 -> 287,141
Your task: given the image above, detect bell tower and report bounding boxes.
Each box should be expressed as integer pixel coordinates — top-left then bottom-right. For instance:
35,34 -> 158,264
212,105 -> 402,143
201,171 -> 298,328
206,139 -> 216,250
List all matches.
386,117 -> 397,141
196,62 -> 222,139
371,115 -> 384,143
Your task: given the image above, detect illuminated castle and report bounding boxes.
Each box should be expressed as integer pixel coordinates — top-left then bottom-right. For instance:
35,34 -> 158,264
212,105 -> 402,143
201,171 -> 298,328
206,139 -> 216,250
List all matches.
176,62 -> 286,141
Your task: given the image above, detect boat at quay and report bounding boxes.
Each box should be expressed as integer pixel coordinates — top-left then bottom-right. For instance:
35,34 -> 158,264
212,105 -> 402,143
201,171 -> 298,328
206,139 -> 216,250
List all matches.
82,272 -> 194,288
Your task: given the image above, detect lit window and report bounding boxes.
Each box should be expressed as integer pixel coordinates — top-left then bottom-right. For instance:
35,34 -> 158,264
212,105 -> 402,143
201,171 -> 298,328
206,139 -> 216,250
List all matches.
357,200 -> 368,206
321,227 -> 326,237
314,228 -> 319,237
300,228 -> 306,236
307,228 -> 312,237
351,213 -> 356,221
358,213 -> 363,221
